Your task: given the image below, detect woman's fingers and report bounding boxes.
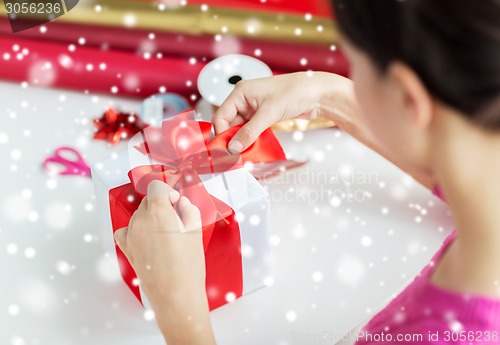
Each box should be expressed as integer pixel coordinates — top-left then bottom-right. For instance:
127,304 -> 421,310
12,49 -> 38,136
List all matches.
147,180 -> 180,205
145,181 -> 202,234
213,81 -> 258,134
213,94 -> 240,135
228,104 -> 277,152
114,227 -> 128,252
136,193 -> 149,213
147,180 -> 179,219
145,180 -> 185,235
229,114 -> 246,128
177,196 -> 202,233
213,78 -> 279,151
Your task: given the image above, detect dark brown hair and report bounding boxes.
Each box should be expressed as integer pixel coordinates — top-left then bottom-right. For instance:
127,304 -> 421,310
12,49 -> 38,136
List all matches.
334,0 -> 500,129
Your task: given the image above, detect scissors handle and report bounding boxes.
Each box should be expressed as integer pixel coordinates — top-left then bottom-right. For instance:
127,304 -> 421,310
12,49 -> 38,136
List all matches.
43,146 -> 91,177
54,147 -> 87,164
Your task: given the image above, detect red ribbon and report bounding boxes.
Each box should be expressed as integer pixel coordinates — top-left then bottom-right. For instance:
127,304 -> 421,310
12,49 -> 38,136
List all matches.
127,116 -> 290,250
130,119 -> 235,250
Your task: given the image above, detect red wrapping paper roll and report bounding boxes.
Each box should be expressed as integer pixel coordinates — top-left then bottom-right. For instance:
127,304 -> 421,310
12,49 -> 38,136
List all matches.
0,18 -> 349,76
0,35 -> 207,98
124,0 -> 334,18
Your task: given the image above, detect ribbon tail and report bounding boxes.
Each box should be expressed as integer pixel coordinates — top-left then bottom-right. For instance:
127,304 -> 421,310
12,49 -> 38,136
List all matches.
211,194 -> 235,225
178,170 -> 217,252
207,125 -> 288,163
204,208 -> 243,310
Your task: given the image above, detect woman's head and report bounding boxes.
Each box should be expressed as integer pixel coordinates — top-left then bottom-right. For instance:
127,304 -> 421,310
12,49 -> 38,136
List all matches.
333,0 -> 500,170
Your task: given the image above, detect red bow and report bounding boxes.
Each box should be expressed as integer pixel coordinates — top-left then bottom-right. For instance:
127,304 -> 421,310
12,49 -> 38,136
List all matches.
127,114 -> 289,251
93,108 -> 147,145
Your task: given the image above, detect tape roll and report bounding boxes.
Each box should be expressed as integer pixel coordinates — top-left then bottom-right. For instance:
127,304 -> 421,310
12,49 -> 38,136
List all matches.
140,93 -> 191,126
197,54 -> 272,107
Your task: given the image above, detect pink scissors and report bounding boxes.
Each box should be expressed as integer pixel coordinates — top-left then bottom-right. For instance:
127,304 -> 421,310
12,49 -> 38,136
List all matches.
43,146 -> 91,177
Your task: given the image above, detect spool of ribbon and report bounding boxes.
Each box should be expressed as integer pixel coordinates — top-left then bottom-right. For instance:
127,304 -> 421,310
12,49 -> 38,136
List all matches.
140,93 -> 191,126
197,54 -> 273,107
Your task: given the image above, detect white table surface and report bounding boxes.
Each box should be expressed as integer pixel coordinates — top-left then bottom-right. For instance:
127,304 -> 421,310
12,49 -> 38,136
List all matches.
0,80 -> 455,345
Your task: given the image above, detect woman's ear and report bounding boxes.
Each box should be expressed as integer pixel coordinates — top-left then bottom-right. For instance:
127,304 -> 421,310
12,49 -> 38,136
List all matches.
387,62 -> 434,129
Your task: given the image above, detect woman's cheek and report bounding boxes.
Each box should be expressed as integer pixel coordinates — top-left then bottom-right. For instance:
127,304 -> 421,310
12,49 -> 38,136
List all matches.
349,57 -> 408,156
353,70 -> 384,131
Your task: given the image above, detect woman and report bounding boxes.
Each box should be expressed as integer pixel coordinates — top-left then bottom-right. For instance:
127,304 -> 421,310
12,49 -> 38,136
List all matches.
113,0 -> 500,343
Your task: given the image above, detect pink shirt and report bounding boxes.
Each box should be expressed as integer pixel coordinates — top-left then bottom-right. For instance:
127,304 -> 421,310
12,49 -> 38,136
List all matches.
354,187 -> 500,344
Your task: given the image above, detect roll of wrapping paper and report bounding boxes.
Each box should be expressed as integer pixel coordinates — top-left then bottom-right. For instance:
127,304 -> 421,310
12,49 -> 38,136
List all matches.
120,0 -> 334,19
0,18 -> 348,76
0,1 -> 338,45
272,118 -> 336,131
0,35 -> 207,98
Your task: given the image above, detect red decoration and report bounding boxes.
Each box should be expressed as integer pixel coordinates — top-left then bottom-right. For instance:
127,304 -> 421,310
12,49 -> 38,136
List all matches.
0,35 -> 204,99
93,108 -> 147,145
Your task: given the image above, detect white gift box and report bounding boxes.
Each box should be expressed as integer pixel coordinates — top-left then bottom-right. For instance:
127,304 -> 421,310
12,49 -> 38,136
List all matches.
91,145 -> 273,310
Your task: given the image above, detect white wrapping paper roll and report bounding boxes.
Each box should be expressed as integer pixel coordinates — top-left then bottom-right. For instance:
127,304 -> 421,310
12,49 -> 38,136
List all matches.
197,54 -> 273,107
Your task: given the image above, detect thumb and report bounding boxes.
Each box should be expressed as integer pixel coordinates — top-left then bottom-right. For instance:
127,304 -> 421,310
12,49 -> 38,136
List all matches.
114,227 -> 128,253
228,105 -> 276,152
177,196 -> 202,233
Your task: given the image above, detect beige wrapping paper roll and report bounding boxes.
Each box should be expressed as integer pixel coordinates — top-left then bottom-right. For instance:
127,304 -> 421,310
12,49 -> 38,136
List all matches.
271,118 -> 336,131
3,0 -> 338,45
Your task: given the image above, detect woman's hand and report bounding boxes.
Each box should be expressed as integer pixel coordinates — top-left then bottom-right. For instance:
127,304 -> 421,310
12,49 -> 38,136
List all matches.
114,180 -> 216,345
213,71 -> 355,152
213,71 -> 436,189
